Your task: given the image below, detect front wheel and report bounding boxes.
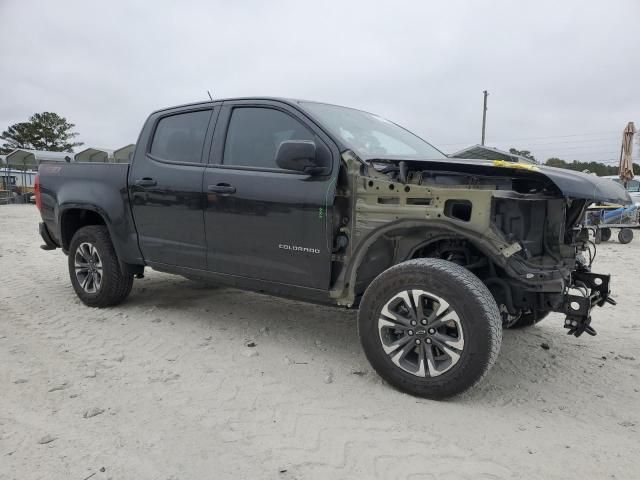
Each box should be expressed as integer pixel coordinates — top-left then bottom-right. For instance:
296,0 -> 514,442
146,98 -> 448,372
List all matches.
358,259 -> 502,399
68,225 -> 133,307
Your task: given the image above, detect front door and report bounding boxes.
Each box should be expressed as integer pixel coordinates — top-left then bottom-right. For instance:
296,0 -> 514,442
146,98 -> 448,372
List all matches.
203,102 -> 336,289
129,106 -> 216,269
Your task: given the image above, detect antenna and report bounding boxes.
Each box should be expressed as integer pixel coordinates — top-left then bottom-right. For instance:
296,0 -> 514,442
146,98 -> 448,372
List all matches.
207,90 -> 213,101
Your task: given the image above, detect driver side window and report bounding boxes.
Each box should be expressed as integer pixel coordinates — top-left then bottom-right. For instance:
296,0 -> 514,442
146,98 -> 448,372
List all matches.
223,107 -> 314,170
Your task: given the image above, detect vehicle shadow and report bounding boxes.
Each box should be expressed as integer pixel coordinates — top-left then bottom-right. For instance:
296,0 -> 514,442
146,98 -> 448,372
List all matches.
124,273 -> 603,404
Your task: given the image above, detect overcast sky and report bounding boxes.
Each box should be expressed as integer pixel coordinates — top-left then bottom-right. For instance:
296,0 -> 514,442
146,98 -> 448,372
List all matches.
1,0 -> 638,164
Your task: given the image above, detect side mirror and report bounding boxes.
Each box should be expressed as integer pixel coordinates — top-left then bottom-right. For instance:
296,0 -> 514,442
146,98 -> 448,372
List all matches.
275,140 -> 326,174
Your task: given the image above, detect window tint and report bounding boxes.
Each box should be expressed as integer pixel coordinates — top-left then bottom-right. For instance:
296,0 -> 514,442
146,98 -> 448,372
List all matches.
223,107 -> 314,169
150,110 -> 211,163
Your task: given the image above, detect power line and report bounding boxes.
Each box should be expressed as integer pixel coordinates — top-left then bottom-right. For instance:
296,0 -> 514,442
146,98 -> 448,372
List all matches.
522,145 -> 619,152
506,137 -> 620,147
503,131 -> 620,141
439,130 -> 621,147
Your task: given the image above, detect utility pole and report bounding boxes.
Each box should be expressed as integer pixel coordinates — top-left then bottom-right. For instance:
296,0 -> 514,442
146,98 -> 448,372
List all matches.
481,90 -> 488,146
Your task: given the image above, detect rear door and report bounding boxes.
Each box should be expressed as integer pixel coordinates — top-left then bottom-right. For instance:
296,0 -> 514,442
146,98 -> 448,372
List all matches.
129,105 -> 218,269
203,100 -> 337,289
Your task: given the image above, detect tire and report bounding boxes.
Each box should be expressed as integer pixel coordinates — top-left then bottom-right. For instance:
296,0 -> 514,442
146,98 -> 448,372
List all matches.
68,225 -> 134,307
600,227 -> 612,242
618,228 -> 633,244
358,258 -> 502,399
506,310 -> 550,329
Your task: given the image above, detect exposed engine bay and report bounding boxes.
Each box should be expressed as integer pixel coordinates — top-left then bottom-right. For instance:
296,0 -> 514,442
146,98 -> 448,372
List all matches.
329,152 -> 621,337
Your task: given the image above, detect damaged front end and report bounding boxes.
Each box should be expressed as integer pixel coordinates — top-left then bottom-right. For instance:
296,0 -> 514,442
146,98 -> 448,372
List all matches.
330,152 -> 630,337
564,270 -> 616,337
489,189 -> 617,336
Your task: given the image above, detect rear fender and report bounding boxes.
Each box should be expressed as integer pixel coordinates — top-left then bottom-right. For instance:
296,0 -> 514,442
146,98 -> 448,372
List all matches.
57,202 -> 143,267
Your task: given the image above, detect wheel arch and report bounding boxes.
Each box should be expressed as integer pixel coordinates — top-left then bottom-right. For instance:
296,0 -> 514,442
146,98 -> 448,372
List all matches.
59,205 -> 111,252
60,205 -> 144,276
331,218 -> 506,306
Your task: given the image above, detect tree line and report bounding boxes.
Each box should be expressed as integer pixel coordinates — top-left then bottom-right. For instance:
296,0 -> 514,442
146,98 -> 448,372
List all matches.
509,148 -> 637,176
544,157 -> 639,176
1,112 -> 82,154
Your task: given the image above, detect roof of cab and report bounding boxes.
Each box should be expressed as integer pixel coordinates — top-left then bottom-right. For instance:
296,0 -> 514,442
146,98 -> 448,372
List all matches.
150,97 -> 308,115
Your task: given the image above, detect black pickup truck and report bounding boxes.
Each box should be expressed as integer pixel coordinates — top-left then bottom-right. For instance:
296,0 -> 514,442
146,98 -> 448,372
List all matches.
36,97 -> 630,398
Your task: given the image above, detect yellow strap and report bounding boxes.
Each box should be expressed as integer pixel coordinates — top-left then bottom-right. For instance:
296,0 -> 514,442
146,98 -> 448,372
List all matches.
492,160 -> 540,171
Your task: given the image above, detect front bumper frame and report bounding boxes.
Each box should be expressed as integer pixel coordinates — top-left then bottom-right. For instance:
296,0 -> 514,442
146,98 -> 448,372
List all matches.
563,270 -> 614,337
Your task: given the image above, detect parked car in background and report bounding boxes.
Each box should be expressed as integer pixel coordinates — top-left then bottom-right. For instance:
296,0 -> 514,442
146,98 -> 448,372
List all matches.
602,176 -> 640,205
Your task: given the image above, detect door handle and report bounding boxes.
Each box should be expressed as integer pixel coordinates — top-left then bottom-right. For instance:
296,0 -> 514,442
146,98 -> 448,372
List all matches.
208,183 -> 236,194
135,177 -> 157,187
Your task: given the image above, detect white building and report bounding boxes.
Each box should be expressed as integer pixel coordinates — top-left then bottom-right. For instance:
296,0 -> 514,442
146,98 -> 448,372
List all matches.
1,168 -> 38,188
2,149 -> 73,194
449,145 -> 536,164
74,144 -> 135,163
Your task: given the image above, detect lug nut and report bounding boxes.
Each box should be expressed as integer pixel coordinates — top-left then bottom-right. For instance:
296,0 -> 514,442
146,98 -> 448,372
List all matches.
408,330 -> 414,336
415,339 -> 421,345
421,319 -> 428,325
428,328 -> 436,334
410,320 -> 417,326
426,338 -> 432,344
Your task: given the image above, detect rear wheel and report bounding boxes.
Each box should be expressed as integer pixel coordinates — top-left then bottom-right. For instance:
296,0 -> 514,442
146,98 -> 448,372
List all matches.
618,228 -> 634,244
68,226 -> 133,307
358,259 -> 502,399
600,227 -> 612,242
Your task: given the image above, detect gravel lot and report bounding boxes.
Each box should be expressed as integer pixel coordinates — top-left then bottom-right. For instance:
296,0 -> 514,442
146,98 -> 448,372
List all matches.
1,204 -> 639,479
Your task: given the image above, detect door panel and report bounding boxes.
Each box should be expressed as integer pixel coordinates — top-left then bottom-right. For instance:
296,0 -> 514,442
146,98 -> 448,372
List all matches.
204,168 -> 332,288
204,102 -> 337,289
130,160 -> 206,268
129,107 -> 217,269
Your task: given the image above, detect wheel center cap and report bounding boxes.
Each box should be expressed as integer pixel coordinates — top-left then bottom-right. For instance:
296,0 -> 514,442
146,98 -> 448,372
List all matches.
416,328 -> 427,335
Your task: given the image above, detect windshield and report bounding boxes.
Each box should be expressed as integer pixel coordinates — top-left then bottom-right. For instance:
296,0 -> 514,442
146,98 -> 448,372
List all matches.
301,102 -> 446,161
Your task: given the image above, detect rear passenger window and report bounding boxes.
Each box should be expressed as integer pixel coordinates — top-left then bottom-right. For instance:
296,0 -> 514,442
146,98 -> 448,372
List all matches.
223,107 -> 314,169
150,110 -> 211,163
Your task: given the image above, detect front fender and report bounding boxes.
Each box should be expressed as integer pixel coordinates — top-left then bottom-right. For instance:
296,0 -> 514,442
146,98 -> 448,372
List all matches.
329,218 -> 512,306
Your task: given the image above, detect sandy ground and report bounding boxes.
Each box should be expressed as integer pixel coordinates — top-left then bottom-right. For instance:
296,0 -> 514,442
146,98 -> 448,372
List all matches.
0,204 -> 638,480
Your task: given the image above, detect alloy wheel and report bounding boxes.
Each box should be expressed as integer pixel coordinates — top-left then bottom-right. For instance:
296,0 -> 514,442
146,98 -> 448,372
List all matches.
378,289 -> 464,377
74,242 -> 103,294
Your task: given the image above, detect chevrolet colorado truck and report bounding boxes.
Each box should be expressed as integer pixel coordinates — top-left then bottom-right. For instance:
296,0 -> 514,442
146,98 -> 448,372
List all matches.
36,98 -> 631,399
